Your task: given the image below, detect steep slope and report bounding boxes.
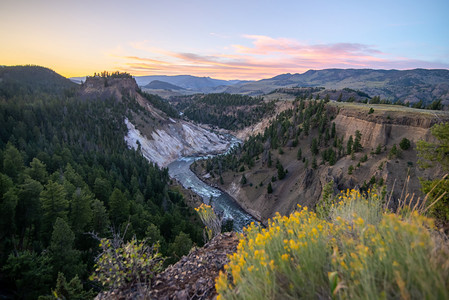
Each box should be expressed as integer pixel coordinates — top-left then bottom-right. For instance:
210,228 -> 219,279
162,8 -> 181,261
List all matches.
95,232 -> 239,300
194,100 -> 449,223
125,119 -> 230,167
224,69 -> 449,105
80,75 -> 232,167
0,70 -> 207,299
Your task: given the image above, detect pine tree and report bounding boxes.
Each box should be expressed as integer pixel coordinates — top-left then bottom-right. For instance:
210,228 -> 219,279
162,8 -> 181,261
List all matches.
353,130 -> 362,152
331,122 -> 336,138
347,135 -> 353,154
109,188 -> 130,225
50,217 -> 83,279
91,199 -> 110,235
40,180 -> 68,240
240,174 -> 247,185
277,161 -> 286,180
26,158 -> 48,184
3,142 -> 24,181
267,182 -> 273,194
267,151 -> 272,167
69,188 -> 93,235
311,138 -> 319,155
297,148 -> 302,160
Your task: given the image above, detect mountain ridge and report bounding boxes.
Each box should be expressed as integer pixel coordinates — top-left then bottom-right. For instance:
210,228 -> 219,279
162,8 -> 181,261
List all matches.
224,68 -> 449,105
69,68 -> 449,105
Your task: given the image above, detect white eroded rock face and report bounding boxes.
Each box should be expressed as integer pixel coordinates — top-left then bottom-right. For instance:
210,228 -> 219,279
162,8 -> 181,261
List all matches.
125,119 -> 230,167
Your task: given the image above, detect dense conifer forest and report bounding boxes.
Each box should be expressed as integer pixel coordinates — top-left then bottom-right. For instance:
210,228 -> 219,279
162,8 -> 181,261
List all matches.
0,67 -> 203,298
169,93 -> 276,130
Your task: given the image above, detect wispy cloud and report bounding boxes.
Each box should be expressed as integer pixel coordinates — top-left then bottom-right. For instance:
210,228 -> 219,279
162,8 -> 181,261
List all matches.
117,35 -> 449,79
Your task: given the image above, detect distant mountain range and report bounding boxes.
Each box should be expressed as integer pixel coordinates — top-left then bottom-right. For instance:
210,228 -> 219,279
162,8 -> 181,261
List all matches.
134,75 -> 247,92
67,68 -> 448,105
144,80 -> 185,91
223,69 -> 449,104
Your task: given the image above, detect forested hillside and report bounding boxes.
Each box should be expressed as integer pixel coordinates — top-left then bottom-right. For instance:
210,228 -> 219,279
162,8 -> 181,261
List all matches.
169,93 -> 276,130
197,97 -> 337,178
0,68 -> 203,299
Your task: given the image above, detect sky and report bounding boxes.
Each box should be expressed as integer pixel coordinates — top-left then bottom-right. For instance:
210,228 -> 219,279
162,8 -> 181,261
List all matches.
1,0 -> 448,80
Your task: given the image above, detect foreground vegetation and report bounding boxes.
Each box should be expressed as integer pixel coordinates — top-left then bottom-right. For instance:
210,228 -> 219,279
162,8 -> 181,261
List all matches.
216,189 -> 449,299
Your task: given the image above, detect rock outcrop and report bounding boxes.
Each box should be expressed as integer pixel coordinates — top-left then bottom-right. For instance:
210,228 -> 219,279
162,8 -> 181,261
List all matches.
96,233 -> 239,300
79,75 -> 232,168
125,119 -> 231,168
197,103 -> 449,224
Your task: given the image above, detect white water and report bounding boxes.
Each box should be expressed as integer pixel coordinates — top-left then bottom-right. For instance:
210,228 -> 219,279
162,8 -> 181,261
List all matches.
125,119 -> 257,231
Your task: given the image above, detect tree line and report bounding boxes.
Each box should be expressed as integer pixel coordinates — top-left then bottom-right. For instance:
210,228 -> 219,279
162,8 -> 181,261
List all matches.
0,79 -> 203,298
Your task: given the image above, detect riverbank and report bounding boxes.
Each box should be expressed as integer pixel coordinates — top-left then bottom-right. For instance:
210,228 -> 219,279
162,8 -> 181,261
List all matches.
189,162 -> 264,226
167,157 -> 257,231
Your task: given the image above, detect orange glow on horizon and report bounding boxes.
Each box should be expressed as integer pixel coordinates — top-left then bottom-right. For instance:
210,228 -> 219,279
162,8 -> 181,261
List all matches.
2,34 -> 447,81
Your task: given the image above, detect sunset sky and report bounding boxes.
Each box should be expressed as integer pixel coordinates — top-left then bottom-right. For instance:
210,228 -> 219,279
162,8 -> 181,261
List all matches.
1,0 -> 448,79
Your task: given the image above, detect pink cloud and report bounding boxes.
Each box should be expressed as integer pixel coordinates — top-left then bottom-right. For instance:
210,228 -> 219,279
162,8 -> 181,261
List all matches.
118,35 -> 449,79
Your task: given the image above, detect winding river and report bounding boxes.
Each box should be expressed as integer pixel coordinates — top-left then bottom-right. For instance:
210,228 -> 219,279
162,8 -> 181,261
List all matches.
168,155 -> 257,232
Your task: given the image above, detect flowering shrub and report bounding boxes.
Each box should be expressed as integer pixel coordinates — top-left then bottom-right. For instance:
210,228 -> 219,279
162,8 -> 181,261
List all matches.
195,204 -> 222,242
216,190 -> 449,299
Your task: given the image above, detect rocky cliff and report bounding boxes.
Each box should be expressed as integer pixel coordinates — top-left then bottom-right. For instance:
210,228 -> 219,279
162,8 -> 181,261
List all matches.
80,75 -> 232,167
125,119 -> 231,167
196,103 -> 449,224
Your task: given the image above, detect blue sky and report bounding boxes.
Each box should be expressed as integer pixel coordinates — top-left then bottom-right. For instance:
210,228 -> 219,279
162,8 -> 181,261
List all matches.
1,0 -> 448,79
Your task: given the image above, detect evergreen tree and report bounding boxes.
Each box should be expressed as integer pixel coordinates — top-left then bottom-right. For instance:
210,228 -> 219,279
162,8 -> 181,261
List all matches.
40,181 -> 68,241
109,188 -> 130,225
297,148 -> 302,160
3,142 -> 24,181
267,151 -> 272,167
353,130 -> 362,152
267,182 -> 273,194
3,251 -> 54,299
240,174 -> 247,185
347,135 -> 353,154
312,157 -> 318,169
16,178 -> 43,243
50,217 -> 83,279
26,158 -> 48,184
90,199 -> 110,235
311,138 -> 319,155
277,161 -> 286,180
170,232 -> 192,261
69,188 -> 93,235
399,138 -> 411,150
331,122 -> 336,139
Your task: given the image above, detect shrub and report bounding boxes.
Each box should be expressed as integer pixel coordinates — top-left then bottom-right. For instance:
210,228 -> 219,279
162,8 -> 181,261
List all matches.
388,144 -> 402,159
240,175 -> 247,185
216,190 -> 449,300
360,154 -> 368,163
399,138 -> 411,150
348,165 -> 354,175
195,204 -> 222,242
90,235 -> 163,292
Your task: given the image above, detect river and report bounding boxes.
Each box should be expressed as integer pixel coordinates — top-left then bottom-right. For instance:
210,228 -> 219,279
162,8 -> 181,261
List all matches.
168,156 -> 257,231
